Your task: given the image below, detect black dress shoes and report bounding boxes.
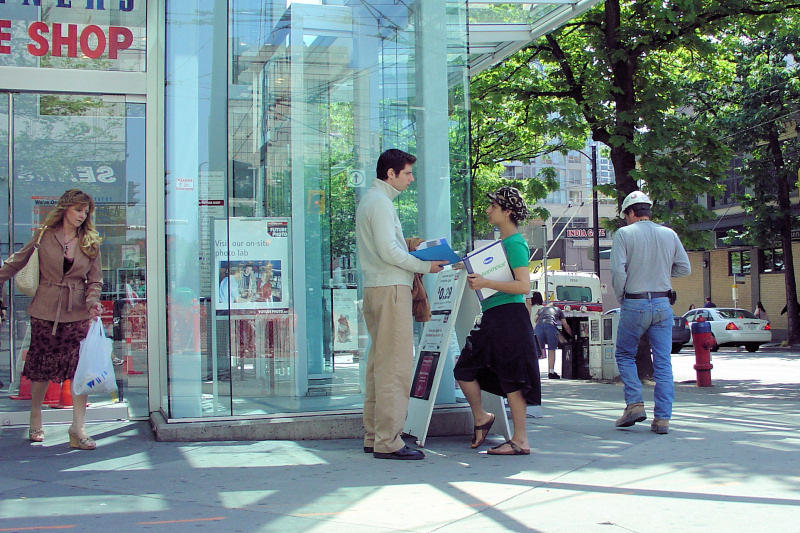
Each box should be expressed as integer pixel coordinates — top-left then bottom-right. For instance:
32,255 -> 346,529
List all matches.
373,445 -> 425,460
363,446 -> 373,453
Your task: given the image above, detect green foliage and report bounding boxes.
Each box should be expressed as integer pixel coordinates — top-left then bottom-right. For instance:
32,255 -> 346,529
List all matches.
324,102 -> 358,263
470,164 -> 558,239
473,0 -> 800,247
713,27 -> 800,247
698,19 -> 800,341
469,50 -> 583,239
469,51 -> 587,180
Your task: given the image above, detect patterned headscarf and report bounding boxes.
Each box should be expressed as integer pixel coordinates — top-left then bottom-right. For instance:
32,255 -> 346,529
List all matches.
487,186 -> 528,222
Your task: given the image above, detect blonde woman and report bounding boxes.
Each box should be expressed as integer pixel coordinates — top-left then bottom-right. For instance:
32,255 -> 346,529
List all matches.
0,189 -> 103,450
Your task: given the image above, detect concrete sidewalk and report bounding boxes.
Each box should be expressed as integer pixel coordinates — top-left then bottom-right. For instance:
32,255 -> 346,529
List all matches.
1,350 -> 799,532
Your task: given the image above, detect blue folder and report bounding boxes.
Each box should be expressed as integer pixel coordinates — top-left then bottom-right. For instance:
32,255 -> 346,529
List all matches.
409,238 -> 461,265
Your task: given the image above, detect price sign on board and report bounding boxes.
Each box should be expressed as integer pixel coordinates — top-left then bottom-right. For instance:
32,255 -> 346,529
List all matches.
404,268 -> 467,444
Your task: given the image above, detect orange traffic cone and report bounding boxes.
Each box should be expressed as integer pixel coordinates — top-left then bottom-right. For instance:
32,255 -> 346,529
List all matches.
51,379 -> 74,409
10,375 -> 32,400
10,349 -> 31,400
43,381 -> 61,405
124,336 -> 143,375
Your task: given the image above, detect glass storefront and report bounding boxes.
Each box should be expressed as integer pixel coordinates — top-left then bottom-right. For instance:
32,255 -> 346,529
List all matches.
165,1 -> 470,418
2,1 -> 596,428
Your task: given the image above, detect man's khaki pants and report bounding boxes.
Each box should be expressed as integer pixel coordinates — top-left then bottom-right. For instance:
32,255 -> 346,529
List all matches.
362,285 -> 414,453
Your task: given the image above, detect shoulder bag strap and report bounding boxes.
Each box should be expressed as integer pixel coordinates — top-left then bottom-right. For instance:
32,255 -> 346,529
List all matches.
33,226 -> 47,247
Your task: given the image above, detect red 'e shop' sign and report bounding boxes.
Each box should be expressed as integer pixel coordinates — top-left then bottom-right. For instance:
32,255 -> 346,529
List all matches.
0,1 -> 140,63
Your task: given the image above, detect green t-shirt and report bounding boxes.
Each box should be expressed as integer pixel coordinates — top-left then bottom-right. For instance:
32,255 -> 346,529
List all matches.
480,233 -> 529,313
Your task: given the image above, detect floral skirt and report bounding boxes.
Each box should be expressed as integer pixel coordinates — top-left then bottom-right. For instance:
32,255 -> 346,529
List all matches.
21,317 -> 91,383
454,303 -> 541,405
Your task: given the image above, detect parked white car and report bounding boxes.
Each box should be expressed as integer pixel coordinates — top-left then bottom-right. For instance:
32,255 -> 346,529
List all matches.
682,308 -> 771,352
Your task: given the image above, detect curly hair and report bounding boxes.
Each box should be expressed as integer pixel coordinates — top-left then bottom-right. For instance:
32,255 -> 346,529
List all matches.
41,189 -> 102,258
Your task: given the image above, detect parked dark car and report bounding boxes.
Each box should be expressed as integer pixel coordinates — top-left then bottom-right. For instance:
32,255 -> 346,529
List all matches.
603,308 -> 690,353
671,315 -> 691,353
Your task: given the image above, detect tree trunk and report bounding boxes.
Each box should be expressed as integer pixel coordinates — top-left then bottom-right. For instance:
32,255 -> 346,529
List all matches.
769,135 -> 800,344
603,0 -> 639,208
610,144 -> 638,200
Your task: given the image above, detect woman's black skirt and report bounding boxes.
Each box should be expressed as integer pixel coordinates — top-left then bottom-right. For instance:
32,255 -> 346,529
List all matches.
454,302 -> 541,405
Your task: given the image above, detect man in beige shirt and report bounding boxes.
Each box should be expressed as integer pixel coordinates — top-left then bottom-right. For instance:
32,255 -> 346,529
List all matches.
355,149 -> 446,460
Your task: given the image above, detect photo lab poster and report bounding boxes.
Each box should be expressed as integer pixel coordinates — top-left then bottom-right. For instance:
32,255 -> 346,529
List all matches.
214,218 -> 290,315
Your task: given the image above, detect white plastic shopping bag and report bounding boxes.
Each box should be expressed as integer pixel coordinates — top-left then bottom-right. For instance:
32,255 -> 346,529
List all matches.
72,317 -> 117,396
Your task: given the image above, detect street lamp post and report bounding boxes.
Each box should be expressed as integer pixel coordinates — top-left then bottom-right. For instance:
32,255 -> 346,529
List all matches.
591,144 -> 600,279
574,145 -> 601,278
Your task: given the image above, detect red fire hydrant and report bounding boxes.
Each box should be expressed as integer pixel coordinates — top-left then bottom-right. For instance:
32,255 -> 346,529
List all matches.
691,316 -> 714,387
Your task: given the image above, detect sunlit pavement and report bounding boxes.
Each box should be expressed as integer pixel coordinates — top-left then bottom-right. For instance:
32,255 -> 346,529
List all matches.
1,348 -> 798,533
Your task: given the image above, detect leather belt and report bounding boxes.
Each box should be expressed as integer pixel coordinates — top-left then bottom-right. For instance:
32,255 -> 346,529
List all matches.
624,291 -> 670,299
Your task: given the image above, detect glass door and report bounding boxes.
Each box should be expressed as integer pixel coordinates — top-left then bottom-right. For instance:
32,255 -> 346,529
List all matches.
0,92 -> 147,418
0,94 -> 8,394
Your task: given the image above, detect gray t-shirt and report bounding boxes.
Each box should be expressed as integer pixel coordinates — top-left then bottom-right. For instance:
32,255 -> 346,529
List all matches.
535,305 -> 565,328
610,220 -> 691,301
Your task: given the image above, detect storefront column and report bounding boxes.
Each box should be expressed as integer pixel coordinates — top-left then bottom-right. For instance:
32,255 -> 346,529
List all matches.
289,14 -> 311,395
414,1 -> 455,403
414,1 -> 451,249
352,12 -> 381,393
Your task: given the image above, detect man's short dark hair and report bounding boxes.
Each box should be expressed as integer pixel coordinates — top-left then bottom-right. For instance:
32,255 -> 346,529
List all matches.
376,149 -> 416,181
625,203 -> 651,218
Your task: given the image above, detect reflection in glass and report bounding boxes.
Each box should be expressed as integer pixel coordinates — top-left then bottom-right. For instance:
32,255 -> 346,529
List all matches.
4,93 -> 147,417
166,1 -> 469,417
0,95 -> 8,386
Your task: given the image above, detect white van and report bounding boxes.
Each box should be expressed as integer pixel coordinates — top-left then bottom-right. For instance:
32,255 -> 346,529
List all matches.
529,270 -> 602,308
529,270 -> 616,380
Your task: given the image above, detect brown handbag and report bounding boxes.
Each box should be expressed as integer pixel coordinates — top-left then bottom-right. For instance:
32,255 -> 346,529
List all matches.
14,227 -> 46,297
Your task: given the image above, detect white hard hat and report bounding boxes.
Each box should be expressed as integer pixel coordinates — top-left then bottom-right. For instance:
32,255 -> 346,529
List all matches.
620,190 -> 652,217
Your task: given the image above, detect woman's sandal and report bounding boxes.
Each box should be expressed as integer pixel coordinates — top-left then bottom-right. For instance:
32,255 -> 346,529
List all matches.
28,427 -> 44,443
470,413 -> 496,448
68,429 -> 97,450
487,440 -> 530,455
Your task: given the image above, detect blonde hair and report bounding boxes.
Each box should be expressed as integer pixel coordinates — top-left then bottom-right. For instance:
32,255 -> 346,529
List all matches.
41,189 -> 102,258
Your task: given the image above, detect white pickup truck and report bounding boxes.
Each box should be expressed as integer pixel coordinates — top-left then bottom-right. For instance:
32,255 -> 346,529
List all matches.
529,270 -> 603,313
530,270 -> 619,380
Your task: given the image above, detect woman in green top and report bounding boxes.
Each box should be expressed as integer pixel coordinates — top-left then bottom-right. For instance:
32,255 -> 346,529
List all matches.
454,186 -> 538,455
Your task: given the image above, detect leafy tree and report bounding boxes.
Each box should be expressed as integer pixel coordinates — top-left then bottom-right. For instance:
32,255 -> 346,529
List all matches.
714,27 -> 800,342
489,0 -> 800,245
469,53 -> 584,233
470,164 -> 558,239
469,53 -> 587,180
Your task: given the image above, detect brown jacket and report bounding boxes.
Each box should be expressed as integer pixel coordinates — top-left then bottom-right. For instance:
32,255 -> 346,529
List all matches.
0,227 -> 103,331
405,238 -> 431,323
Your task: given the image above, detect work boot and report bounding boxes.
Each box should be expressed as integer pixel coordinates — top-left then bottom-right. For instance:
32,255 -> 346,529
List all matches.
650,418 -> 669,434
615,402 -> 646,428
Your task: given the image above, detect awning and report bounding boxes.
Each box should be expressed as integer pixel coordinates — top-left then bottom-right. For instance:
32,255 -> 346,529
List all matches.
465,0 -> 603,75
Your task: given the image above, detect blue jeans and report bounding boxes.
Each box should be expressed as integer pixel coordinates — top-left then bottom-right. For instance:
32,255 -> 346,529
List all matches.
615,297 -> 674,419
534,322 -> 559,351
